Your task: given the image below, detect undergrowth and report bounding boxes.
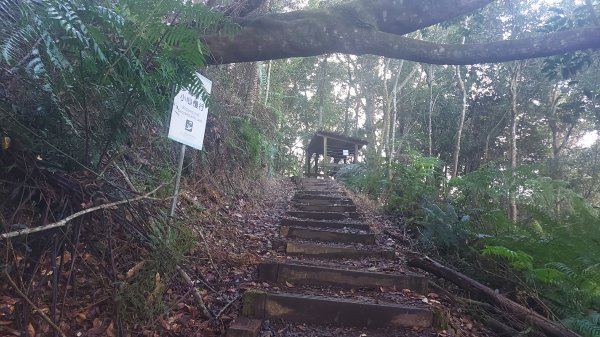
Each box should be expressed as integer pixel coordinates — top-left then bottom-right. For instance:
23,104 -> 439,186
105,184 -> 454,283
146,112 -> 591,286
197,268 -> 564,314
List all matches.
338,152 -> 600,336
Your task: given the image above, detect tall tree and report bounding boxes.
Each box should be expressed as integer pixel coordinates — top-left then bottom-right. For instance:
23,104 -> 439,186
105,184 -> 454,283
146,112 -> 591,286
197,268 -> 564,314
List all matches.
508,61 -> 523,223
452,64 -> 468,177
425,64 -> 436,157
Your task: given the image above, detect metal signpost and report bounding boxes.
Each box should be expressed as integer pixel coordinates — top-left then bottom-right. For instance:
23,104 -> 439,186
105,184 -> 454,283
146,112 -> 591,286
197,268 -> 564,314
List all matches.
168,73 -> 212,218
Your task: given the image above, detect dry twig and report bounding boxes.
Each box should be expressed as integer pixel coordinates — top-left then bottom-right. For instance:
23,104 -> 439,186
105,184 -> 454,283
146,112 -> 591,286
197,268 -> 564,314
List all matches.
4,270 -> 68,337
176,265 -> 213,319
1,184 -> 165,239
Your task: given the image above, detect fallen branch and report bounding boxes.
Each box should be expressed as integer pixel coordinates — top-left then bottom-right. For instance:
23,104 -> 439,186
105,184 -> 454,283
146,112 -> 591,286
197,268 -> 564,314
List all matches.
4,270 -> 67,337
407,254 -> 578,337
1,185 -> 164,240
176,265 -> 213,319
214,295 -> 241,320
115,163 -> 140,193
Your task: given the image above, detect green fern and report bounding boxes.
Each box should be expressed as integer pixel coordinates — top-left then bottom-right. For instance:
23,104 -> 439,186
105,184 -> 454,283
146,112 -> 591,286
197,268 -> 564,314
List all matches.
1,0 -> 236,166
482,245 -> 534,271
563,314 -> 600,337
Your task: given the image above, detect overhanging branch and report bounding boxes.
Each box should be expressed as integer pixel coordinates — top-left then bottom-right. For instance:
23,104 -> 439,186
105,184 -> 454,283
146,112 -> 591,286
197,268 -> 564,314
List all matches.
203,0 -> 600,65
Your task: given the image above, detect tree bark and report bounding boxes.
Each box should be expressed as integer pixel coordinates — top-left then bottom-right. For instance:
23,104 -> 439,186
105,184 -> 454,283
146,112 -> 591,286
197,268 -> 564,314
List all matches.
389,65 -> 417,179
343,55 -> 353,135
426,64 -> 435,157
317,55 -> 328,128
364,90 -> 376,165
508,61 -> 522,223
407,255 -> 579,337
202,0 -> 600,65
380,58 -> 392,161
452,64 -> 467,177
263,60 -> 272,105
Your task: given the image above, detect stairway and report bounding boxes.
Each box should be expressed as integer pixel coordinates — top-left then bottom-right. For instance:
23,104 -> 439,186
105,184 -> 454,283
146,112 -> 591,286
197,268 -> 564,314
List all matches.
227,178 -> 435,337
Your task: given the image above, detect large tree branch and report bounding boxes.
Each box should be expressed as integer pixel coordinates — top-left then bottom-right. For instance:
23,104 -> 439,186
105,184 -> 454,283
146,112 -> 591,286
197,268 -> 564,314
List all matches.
204,0 -> 493,64
352,0 -> 494,35
203,0 -> 600,65
354,28 -> 600,65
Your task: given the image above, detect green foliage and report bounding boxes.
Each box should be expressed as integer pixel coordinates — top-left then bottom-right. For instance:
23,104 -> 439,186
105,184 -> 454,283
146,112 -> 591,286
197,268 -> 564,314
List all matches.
386,152 -> 442,212
481,245 -> 534,270
0,0 -> 236,168
116,217 -> 195,322
564,313 -> 600,337
539,4 -> 595,79
335,163 -> 386,200
337,151 -> 442,213
238,119 -> 263,165
418,201 -> 471,253
223,118 -> 279,171
482,245 -> 600,336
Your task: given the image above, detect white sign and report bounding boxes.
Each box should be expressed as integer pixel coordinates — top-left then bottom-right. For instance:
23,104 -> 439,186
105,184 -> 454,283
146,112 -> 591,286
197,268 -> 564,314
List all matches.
343,149 -> 349,156
168,73 -> 212,150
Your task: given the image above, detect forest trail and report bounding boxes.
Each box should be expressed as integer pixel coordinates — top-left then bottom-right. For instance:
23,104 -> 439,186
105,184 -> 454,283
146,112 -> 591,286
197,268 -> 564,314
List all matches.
225,178 -> 487,337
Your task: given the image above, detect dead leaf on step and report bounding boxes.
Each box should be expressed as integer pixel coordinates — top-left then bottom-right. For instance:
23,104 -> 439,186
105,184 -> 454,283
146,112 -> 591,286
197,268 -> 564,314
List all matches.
285,281 -> 294,288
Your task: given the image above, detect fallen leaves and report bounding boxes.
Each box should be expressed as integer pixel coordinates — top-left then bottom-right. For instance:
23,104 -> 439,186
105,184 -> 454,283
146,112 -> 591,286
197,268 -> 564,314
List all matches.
26,322 -> 35,337
126,260 -> 146,279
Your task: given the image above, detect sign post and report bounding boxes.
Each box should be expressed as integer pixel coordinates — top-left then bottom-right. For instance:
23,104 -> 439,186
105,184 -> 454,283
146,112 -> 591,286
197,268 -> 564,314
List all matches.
167,73 -> 212,218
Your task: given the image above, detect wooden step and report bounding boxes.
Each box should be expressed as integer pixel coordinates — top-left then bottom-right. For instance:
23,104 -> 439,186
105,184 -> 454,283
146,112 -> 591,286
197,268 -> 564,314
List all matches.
242,290 -> 432,328
285,242 -> 394,259
294,194 -> 349,201
258,261 -> 428,293
280,226 -> 375,244
293,198 -> 354,206
294,204 -> 357,212
226,317 -> 262,337
297,190 -> 342,195
287,210 -> 359,220
280,218 -> 370,231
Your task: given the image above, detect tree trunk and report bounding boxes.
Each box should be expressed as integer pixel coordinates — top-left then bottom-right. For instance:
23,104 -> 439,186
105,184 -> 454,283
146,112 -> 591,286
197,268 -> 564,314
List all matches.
389,61 -> 404,171
380,58 -> 392,161
407,255 -> 580,337
263,60 -> 272,105
388,64 -> 417,179
343,56 -> 353,135
364,90 -> 376,165
426,64 -> 435,157
317,56 -> 328,128
508,61 -> 522,223
452,64 -> 467,177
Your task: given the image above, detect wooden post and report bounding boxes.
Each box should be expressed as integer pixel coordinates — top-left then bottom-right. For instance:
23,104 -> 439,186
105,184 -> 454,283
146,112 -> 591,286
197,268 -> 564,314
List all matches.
354,143 -> 359,163
323,136 -> 328,175
315,155 -> 319,176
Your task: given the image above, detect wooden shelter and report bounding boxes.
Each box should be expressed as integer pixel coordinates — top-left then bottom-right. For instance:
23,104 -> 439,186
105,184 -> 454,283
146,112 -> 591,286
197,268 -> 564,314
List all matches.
305,131 -> 369,177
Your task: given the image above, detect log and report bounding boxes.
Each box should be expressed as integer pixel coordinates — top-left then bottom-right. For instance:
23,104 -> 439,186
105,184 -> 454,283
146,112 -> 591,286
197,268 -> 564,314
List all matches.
407,254 -> 579,337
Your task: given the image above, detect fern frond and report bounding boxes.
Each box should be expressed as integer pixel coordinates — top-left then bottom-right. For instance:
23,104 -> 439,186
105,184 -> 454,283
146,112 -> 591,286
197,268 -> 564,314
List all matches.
563,316 -> 600,337
481,245 -> 534,270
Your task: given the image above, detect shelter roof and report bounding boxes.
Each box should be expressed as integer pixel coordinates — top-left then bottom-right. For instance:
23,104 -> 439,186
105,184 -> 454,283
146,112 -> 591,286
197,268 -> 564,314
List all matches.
307,130 -> 368,156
